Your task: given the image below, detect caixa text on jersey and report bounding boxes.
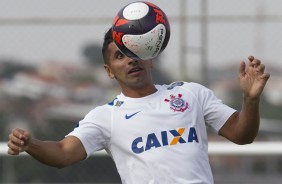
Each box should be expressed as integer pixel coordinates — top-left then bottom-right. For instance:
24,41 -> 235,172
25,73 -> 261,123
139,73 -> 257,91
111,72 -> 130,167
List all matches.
131,127 -> 199,154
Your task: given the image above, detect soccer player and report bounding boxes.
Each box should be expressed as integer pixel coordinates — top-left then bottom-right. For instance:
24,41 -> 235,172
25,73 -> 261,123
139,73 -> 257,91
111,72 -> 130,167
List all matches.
7,28 -> 270,184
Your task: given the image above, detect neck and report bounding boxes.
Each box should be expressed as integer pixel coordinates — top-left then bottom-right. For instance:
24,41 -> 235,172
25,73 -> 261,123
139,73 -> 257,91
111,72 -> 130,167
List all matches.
122,84 -> 157,98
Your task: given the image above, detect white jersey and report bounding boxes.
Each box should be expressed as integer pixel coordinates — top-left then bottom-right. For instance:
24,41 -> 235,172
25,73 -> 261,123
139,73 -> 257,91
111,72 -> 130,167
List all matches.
67,82 -> 236,184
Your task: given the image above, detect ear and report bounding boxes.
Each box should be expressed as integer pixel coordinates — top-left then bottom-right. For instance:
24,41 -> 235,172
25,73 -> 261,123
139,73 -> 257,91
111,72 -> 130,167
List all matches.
104,64 -> 115,79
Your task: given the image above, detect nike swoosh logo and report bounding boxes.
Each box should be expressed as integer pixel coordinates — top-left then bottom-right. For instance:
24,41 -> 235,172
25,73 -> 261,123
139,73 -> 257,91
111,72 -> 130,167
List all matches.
125,111 -> 141,119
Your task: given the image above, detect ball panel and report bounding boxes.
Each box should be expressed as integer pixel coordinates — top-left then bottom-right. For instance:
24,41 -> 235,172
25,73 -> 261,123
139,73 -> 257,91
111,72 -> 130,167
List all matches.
112,15 -> 119,25
112,30 -> 124,46
115,17 -> 129,27
123,2 -> 149,20
112,30 -> 139,60
122,24 -> 166,60
144,1 -> 159,9
113,19 -> 144,35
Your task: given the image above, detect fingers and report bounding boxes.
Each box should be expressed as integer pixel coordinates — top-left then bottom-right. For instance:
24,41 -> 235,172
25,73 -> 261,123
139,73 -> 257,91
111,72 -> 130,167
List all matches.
239,61 -> 246,77
240,56 -> 263,77
247,56 -> 271,84
7,128 -> 30,155
256,64 -> 265,75
248,55 -> 261,67
7,138 -> 21,155
241,56 -> 271,82
7,144 -> 20,155
260,72 -> 270,81
247,55 -> 270,75
248,55 -> 254,61
10,128 -> 26,143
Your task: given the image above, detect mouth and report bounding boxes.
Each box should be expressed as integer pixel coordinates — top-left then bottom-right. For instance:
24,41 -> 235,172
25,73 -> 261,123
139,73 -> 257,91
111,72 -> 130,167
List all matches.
128,66 -> 143,75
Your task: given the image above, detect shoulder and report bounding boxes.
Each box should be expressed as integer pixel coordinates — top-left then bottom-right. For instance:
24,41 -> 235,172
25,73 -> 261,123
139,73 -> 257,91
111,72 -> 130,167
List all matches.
159,81 -> 209,93
158,81 -> 216,103
83,99 -> 117,121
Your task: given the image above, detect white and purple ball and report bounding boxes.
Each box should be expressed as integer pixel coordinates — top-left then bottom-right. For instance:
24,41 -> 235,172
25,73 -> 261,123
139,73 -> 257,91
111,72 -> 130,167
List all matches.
112,1 -> 170,60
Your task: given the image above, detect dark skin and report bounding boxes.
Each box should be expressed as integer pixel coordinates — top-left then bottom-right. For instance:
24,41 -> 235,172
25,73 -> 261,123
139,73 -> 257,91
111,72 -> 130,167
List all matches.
7,41 -> 270,168
220,56 -> 270,144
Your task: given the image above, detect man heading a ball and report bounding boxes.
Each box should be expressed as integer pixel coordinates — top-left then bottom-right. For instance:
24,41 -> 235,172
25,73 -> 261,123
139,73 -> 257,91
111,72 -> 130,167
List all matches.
7,1 -> 270,184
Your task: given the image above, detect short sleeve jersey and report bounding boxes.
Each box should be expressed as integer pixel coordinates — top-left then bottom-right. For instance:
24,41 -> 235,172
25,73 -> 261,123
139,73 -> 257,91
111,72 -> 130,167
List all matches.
67,82 -> 236,184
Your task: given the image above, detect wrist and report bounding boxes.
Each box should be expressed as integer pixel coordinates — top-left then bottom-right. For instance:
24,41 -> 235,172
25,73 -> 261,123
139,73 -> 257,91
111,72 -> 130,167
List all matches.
243,94 -> 260,103
25,138 -> 35,153
242,94 -> 260,111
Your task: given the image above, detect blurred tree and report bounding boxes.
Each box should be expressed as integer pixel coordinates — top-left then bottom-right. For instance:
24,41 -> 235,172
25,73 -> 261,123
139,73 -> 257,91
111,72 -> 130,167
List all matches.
0,59 -> 35,79
82,44 -> 103,66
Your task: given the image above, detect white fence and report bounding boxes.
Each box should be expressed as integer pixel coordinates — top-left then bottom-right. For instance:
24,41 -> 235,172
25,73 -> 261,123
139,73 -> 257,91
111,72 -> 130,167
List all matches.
1,141 -> 282,156
1,141 -> 282,184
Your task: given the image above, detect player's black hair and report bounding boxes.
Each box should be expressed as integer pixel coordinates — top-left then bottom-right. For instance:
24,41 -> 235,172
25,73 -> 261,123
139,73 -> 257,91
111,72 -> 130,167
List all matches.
102,27 -> 113,64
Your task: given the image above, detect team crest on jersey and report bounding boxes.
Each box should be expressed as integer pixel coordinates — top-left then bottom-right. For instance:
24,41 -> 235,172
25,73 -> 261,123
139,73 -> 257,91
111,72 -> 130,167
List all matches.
164,94 -> 189,112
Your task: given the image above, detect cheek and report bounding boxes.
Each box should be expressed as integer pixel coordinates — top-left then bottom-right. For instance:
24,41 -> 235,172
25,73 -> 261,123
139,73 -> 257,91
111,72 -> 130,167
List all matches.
110,65 -> 125,79
108,57 -> 129,78
114,68 -> 126,79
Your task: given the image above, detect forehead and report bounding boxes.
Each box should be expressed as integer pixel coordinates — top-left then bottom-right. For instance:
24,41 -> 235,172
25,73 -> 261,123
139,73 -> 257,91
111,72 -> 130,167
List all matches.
104,42 -> 121,64
107,42 -> 119,55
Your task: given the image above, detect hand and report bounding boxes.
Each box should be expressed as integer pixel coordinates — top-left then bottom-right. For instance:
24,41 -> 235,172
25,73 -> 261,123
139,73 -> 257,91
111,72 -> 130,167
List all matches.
7,128 -> 31,155
239,56 -> 270,99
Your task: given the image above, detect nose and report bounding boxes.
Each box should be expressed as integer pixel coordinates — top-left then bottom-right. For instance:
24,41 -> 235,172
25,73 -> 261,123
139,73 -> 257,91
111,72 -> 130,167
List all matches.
128,58 -> 139,65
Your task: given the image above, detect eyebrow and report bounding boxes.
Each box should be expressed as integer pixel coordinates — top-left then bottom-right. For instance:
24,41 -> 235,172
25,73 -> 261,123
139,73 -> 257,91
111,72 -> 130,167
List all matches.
113,49 -> 123,58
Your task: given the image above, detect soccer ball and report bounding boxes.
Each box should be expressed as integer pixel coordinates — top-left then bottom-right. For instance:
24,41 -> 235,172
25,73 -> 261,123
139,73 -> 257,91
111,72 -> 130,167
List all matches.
112,1 -> 170,60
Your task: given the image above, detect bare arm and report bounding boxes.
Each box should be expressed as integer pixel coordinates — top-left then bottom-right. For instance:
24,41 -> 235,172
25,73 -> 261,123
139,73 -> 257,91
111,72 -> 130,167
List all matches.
8,128 -> 86,168
219,56 -> 270,145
